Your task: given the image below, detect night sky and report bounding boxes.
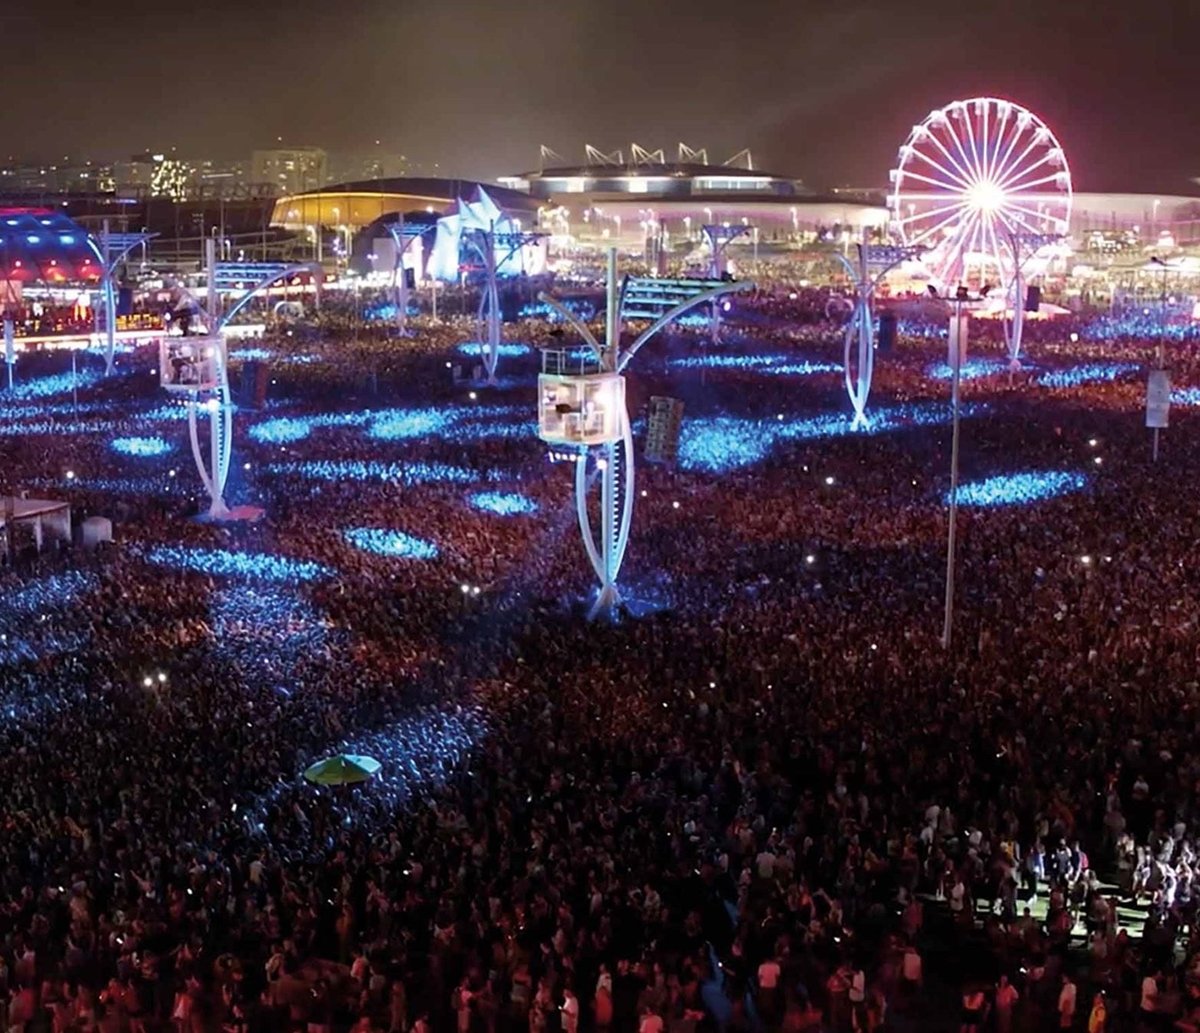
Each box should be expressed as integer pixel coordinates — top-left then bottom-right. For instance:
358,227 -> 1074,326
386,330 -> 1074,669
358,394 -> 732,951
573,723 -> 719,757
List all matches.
4,0 -> 1198,192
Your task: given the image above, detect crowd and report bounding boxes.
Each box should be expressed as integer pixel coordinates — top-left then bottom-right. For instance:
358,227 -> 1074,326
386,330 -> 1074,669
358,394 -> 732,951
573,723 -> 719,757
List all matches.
0,283 -> 1198,1033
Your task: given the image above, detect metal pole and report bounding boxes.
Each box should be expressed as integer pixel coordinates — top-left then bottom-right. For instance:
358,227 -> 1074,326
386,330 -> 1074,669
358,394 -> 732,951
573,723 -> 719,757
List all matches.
605,246 -> 619,365
393,215 -> 407,335
102,219 -> 117,376
942,300 -> 964,650
205,237 -> 219,327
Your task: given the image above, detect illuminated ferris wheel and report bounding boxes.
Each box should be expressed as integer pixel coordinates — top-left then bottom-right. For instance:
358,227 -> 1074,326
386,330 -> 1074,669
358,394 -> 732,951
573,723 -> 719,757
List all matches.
889,97 -> 1072,289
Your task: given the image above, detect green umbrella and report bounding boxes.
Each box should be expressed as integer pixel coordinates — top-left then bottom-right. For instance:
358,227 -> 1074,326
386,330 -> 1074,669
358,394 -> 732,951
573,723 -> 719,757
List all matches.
303,754 -> 382,786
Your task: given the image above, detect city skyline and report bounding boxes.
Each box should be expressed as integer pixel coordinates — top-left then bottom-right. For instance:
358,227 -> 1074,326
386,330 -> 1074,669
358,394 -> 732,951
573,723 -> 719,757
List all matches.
4,0 -> 1200,192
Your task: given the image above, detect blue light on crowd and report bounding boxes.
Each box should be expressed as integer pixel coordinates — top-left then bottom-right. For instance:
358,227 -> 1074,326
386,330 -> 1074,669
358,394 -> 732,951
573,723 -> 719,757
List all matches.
671,354 -> 839,375
469,491 -> 538,516
344,528 -> 439,560
3,572 -> 95,619
952,471 -> 1089,507
678,417 -> 775,472
11,370 -> 104,399
111,436 -> 173,458
1036,363 -> 1138,389
269,459 -> 479,484
678,403 -> 984,473
1082,311 -> 1200,343
229,347 -> 274,361
249,416 -> 324,444
1173,387 -> 1200,406
145,545 -> 332,583
457,342 -> 529,358
926,357 -> 1009,381
0,419 -> 117,437
368,409 -> 454,440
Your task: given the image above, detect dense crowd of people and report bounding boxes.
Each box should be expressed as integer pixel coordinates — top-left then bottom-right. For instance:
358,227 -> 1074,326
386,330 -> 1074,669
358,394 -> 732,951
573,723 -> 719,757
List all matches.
0,280 -> 1199,1033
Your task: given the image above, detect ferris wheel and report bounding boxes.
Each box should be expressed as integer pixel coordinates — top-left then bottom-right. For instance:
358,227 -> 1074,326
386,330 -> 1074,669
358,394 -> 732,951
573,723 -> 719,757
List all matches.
889,97 -> 1072,289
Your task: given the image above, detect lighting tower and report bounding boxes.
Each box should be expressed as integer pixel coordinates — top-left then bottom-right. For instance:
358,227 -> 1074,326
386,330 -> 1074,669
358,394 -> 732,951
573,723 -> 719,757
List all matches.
536,250 -> 752,618
834,237 -> 924,427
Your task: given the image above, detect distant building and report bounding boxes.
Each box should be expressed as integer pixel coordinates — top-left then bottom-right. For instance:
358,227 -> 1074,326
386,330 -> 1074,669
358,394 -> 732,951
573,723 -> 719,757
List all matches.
251,148 -> 328,196
329,151 -> 411,185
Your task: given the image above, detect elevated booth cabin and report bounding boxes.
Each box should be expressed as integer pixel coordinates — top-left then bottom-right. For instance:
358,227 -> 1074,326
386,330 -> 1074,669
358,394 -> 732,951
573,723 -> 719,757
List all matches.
160,336 -> 225,392
537,349 -> 625,447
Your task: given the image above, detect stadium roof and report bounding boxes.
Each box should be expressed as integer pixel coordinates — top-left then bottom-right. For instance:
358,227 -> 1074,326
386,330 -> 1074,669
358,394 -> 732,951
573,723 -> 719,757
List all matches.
514,162 -> 798,182
0,208 -> 101,283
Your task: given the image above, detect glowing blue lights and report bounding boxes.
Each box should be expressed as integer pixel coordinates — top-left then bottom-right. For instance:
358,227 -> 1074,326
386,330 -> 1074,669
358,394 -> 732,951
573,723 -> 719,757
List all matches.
344,528 -> 439,560
250,405 -> 530,446
678,403 -> 983,473
0,419 -> 117,437
209,585 -> 331,698
1036,362 -> 1138,389
111,435 -> 172,458
469,491 -> 537,516
952,471 -> 1089,507
0,573 -> 96,668
249,416 -> 325,444
269,459 -> 478,485
368,409 -> 454,441
679,417 -> 774,472
11,370 -> 104,399
926,357 -> 1009,381
1082,311 -> 1200,342
229,347 -> 273,361
670,354 -> 839,375
54,477 -> 178,496
142,403 -> 191,423
145,545 -> 332,583
457,342 -> 529,358
2,572 -> 94,619
1173,387 -> 1200,406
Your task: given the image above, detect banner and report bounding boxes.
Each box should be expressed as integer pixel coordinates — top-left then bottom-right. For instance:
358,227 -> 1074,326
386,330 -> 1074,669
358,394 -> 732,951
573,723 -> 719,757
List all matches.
1146,369 -> 1171,429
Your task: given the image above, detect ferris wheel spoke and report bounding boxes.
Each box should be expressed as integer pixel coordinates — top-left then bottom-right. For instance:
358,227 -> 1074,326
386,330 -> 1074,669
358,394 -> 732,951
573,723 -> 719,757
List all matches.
983,104 -> 1012,184
939,209 -> 981,283
906,203 -> 973,249
896,199 -> 972,227
909,147 -> 973,192
995,206 -> 1050,239
894,168 -> 968,194
923,131 -> 976,188
940,114 -> 979,186
999,198 -> 1065,226
961,107 -> 986,185
990,115 -> 1025,188
996,148 -> 1058,191
982,211 -> 1008,284
997,135 -> 1043,190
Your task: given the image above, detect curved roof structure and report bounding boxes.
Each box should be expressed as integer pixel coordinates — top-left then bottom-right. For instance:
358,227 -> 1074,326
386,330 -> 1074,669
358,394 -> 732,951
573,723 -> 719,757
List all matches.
270,177 -> 539,230
0,208 -> 102,283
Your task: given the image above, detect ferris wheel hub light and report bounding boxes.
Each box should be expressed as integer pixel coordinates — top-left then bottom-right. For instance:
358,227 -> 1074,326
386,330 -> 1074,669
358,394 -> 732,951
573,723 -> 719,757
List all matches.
968,180 -> 1007,213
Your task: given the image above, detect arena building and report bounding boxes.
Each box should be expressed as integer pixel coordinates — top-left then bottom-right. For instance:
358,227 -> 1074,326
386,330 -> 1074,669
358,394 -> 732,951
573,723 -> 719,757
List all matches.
498,146 -> 890,243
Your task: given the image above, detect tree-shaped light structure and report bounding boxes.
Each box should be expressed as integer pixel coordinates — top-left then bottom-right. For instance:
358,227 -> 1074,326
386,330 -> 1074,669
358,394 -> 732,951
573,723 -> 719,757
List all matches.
834,241 -> 924,427
426,187 -> 545,384
537,251 -> 752,618
160,240 -> 320,520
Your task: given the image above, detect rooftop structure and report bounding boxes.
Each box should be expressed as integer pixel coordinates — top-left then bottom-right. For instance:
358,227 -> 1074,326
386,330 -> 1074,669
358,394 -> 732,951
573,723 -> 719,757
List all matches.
0,208 -> 102,283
